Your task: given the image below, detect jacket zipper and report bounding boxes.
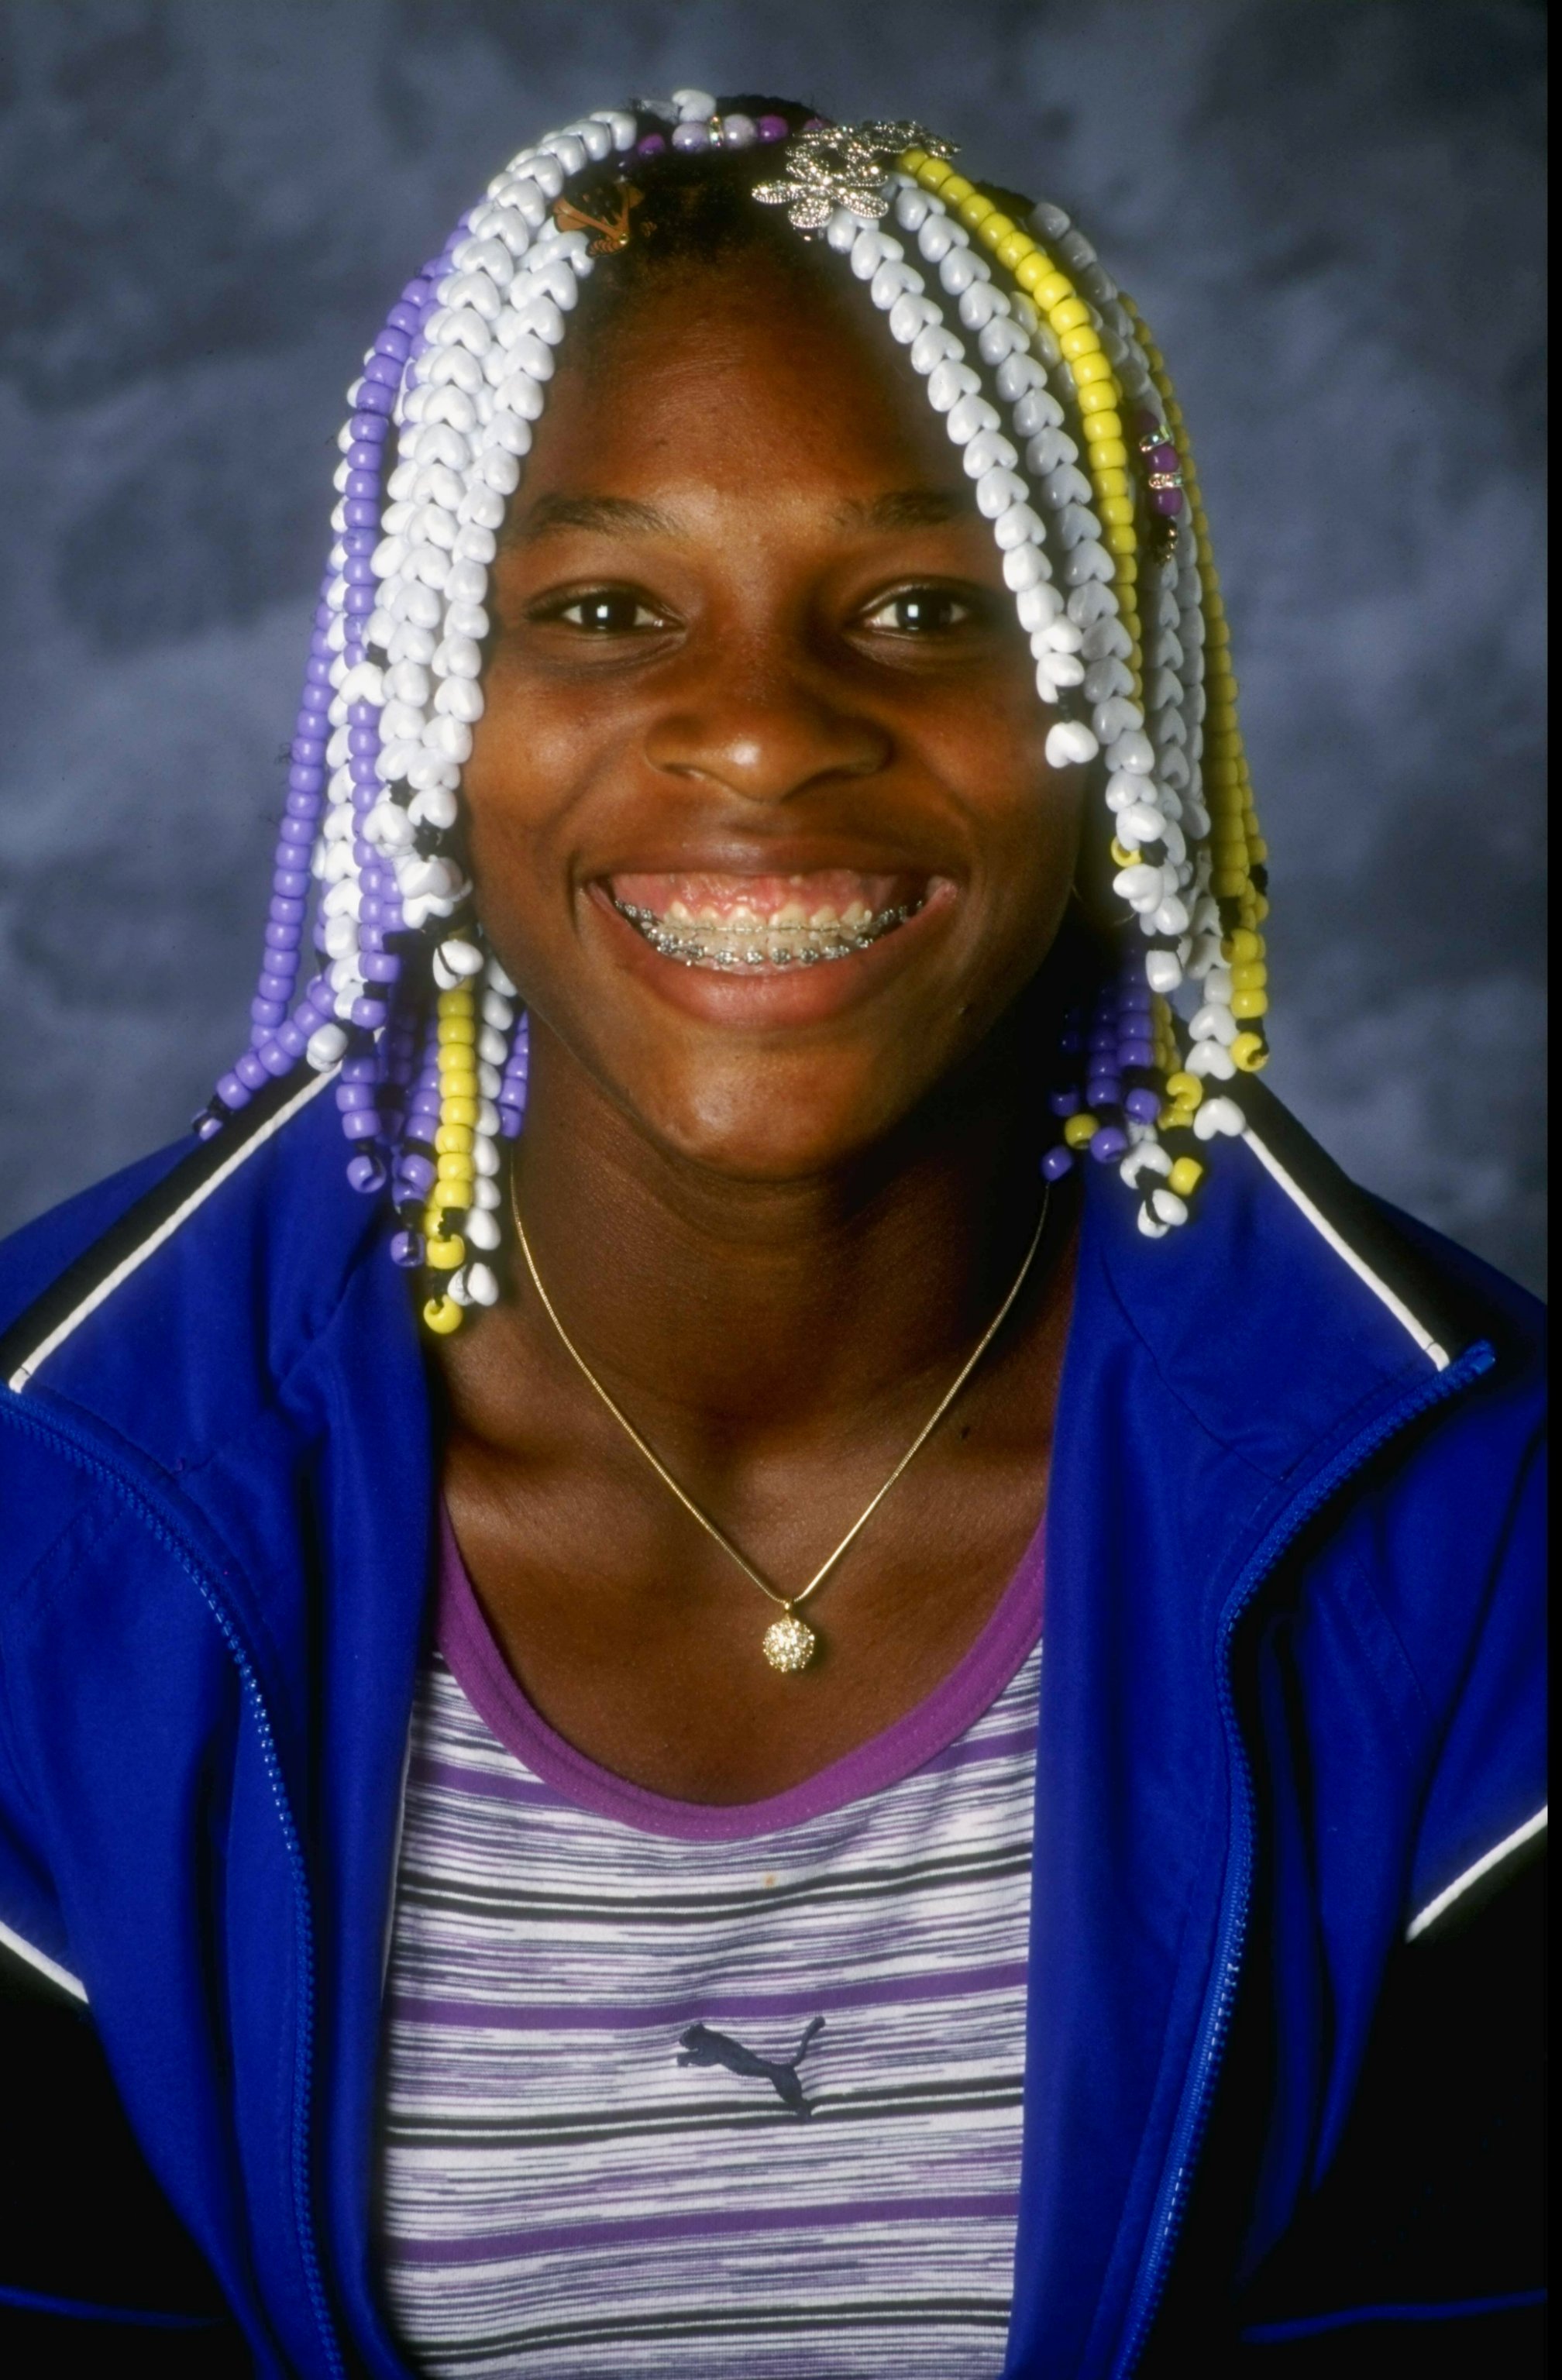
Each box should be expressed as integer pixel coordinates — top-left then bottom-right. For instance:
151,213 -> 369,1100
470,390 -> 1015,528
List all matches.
0,1398 -> 346,2380
1110,1339 -> 1495,2375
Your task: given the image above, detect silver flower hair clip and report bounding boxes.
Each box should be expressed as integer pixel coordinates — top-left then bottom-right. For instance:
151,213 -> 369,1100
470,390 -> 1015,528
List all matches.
753,119 -> 956,231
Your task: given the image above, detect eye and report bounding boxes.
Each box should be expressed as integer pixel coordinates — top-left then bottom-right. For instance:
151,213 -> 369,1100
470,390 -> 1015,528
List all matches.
543,589 -> 669,635
860,586 -> 979,636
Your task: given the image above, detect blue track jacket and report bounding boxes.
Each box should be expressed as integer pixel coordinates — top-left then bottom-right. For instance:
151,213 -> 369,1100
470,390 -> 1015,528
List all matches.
0,1073 -> 1545,2375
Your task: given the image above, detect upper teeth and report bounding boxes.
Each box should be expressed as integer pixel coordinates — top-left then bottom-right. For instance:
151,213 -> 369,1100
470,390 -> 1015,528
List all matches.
613,896 -> 918,970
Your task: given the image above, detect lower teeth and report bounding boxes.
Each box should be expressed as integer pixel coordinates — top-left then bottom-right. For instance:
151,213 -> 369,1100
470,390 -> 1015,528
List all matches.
614,900 -> 918,970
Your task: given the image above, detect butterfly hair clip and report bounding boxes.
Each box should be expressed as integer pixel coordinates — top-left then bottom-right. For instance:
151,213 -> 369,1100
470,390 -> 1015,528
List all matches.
551,181 -> 645,255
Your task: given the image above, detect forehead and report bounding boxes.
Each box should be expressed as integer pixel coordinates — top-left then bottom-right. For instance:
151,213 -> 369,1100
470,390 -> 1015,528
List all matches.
524,249 -> 960,507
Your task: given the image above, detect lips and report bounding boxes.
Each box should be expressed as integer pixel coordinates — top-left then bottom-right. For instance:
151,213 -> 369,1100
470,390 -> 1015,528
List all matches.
606,870 -> 927,972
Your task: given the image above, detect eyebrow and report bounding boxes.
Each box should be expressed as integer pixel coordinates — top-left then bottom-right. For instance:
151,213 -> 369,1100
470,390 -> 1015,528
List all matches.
835,488 -> 979,531
506,493 -> 678,545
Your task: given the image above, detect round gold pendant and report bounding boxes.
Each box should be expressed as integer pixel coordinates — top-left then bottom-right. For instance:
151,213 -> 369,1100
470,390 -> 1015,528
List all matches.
762,1611 -> 817,1673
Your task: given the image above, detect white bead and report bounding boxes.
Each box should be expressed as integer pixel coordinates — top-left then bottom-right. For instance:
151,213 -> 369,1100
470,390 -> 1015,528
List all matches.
390,622 -> 436,664
453,524 -> 495,563
443,269 -> 503,322
504,331 -> 554,381
1003,542 -> 1047,590
894,186 -> 932,230
418,425 -> 472,471
406,543 -> 450,590
1113,862 -> 1163,909
1037,652 -> 1084,693
487,954 -> 518,998
452,236 -> 514,286
472,1133 -> 501,1178
946,393 -> 1000,442
1137,1207 -> 1171,1240
488,411 -> 534,457
497,367 -> 546,419
1055,504 -> 1099,550
543,132 -> 587,177
1145,949 -> 1183,994
590,108 -> 638,151
446,559 -> 487,603
1064,541 -> 1114,586
410,785 -> 459,829
926,360 -> 981,413
365,800 -> 414,852
1194,1095 -> 1245,1140
994,501 -> 1045,550
1106,729 -> 1155,774
1160,748 -> 1192,790
1119,801 -> 1165,844
996,353 -> 1044,401
1017,583 -> 1063,629
1154,895 -> 1191,937
1032,200 -> 1072,239
322,914 -> 357,960
888,292 -> 938,343
976,465 -> 1027,518
1096,698 -> 1145,745
961,427 -> 1017,476
478,1024 -> 509,1064
1045,720 -> 1099,767
939,249 -> 979,294
427,716 -> 473,762
459,483 -> 506,530
1082,616 -> 1134,662
1085,659 -> 1134,703
1013,388 -> 1065,435
435,676 -> 484,724
826,208 -> 860,253
1189,1003 -> 1237,1046
511,290 -> 566,346
958,281 -> 1001,329
672,87 -> 716,120
481,991 -> 514,1029
572,118 -> 613,162
470,1175 -> 502,1209
447,600 -> 489,639
465,1209 -> 501,1253
849,229 -> 887,277
417,503 -> 458,550
1151,1188 -> 1189,1228
435,634 -> 483,679
1121,1140 -> 1172,1188
979,317 -> 1027,363
479,446 -> 521,494
371,535 -> 407,580
871,261 -> 920,309
306,1023 -> 348,1071
917,214 -> 956,261
910,324 -> 961,373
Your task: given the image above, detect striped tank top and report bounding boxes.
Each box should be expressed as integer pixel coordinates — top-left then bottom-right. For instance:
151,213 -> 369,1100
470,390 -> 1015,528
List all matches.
377,1513 -> 1044,2377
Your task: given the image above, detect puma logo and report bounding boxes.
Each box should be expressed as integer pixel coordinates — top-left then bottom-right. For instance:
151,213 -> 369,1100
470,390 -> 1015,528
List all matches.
676,2016 -> 826,2117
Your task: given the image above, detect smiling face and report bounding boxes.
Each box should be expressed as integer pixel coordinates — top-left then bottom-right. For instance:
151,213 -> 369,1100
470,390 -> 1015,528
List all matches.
461,239 -> 1089,1182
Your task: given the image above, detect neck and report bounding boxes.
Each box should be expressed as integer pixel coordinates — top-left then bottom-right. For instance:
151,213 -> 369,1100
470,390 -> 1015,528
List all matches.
473,995 -> 1065,1460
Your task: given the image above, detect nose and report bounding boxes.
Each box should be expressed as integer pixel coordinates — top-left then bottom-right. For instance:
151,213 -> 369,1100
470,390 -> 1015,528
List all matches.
643,659 -> 890,808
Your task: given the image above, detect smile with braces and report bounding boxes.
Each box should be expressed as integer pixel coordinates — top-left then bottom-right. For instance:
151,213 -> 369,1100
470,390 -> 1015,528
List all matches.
612,896 -> 923,970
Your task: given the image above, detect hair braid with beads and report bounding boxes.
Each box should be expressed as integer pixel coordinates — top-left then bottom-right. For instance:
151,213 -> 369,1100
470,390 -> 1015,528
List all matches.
198,90 -> 1271,1333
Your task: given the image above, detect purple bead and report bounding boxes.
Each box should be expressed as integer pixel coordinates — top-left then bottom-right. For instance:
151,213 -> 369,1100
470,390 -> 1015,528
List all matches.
1147,442 -> 1179,474
236,1052 -> 269,1092
346,443 -> 381,474
258,973 -> 295,1003
279,817 -> 314,846
276,1021 -> 308,1058
720,112 -> 757,148
373,327 -> 411,363
259,1040 -> 294,1078
347,1152 -> 387,1194
287,769 -> 324,800
755,114 -> 789,142
336,1081 -> 376,1110
1041,1144 -> 1075,1181
217,1071 -> 249,1109
1048,1088 -> 1082,1117
498,1103 -> 525,1139
361,354 -> 401,390
1089,1125 -> 1128,1164
305,655 -> 332,685
351,996 -> 388,1030
1151,487 -> 1185,517
275,870 -> 310,899
249,997 -> 286,1028
341,1052 -> 379,1082
264,921 -> 301,951
362,951 -> 401,984
292,734 -> 326,762
355,380 -> 394,416
671,120 -> 710,151
346,585 -> 374,615
349,411 -> 389,443
390,1230 -> 425,1269
399,1154 -> 436,1196
344,471 -> 379,501
343,500 -> 380,530
1125,1088 -> 1162,1123
634,132 -> 668,158
341,1106 -> 381,1140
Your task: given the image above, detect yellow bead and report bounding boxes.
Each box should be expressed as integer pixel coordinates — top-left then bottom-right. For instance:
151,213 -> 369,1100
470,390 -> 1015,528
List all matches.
1213,870 -> 1247,899
1059,324 -> 1100,360
1034,270 -> 1074,310
435,1123 -> 473,1155
1230,1033 -> 1269,1072
977,211 -> 1015,249
1082,407 -> 1123,442
1223,927 -> 1261,964
442,1097 -> 478,1127
1071,350 -> 1113,387
996,230 -> 1032,270
1168,1157 -> 1206,1198
1079,382 -> 1117,413
1231,989 -> 1269,1020
439,1070 -> 478,1102
1013,252 -> 1049,293
438,988 -> 474,1016
1164,1071 -> 1203,1108
1050,295 -> 1091,332
1101,495 -> 1135,525
938,171 -> 974,204
1161,1106 -> 1197,1133
421,1295 -> 463,1335
899,146 -> 929,174
1106,524 -> 1137,555
1063,1112 -> 1099,1149
1090,437 -> 1130,469
1110,837 -> 1142,867
1253,893 -> 1271,921
917,154 -> 953,188
1095,466 -> 1130,497
425,1235 -> 465,1271
1231,962 -> 1268,992
438,1018 -> 476,1046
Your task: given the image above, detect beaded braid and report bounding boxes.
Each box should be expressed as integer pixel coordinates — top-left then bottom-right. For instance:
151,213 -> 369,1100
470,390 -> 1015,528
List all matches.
201,88 -> 1274,1325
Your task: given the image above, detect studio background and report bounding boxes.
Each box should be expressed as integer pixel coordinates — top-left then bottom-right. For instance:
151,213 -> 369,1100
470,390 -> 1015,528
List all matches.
0,0 -> 1546,1291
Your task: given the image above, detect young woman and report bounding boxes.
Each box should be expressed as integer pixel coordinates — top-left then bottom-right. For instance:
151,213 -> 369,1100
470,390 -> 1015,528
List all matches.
0,94 -> 1543,2380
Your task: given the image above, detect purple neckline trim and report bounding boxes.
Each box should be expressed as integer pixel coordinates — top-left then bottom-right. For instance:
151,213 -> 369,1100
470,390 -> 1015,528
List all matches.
435,1507 -> 1044,1842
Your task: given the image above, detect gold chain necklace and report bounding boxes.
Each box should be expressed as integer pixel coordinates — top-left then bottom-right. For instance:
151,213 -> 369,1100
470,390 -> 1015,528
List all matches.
507,1175 -> 1050,1673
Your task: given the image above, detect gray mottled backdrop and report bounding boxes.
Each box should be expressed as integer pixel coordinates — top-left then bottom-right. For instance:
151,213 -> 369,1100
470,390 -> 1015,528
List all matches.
0,0 -> 1547,1291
